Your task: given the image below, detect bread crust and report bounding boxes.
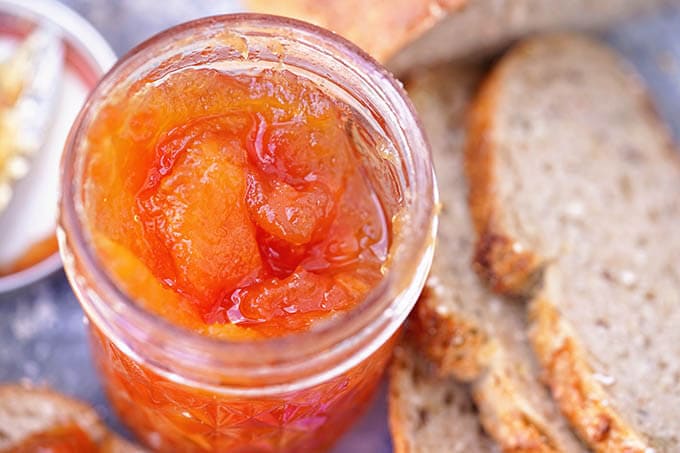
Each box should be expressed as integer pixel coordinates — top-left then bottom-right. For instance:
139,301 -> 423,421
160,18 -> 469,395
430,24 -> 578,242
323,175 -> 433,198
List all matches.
465,64 -> 544,297
529,272 -> 650,453
415,287 -> 491,381
473,372 -> 562,453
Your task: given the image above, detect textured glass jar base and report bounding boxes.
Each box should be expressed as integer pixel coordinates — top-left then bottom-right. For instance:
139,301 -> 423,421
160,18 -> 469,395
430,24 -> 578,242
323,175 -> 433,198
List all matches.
89,325 -> 396,452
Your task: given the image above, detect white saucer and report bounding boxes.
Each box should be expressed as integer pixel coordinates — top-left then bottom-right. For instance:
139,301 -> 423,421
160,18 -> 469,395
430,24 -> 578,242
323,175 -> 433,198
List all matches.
0,0 -> 115,293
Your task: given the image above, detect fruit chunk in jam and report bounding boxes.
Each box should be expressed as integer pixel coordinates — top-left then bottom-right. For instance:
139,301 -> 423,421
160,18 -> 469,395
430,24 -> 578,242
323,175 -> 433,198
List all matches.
84,68 -> 388,337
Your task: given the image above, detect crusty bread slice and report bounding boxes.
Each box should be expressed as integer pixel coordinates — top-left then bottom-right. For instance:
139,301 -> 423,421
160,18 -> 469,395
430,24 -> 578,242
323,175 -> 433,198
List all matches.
246,0 -> 465,63
388,341 -> 498,453
466,34 -> 680,451
0,383 -> 145,452
406,64 -> 585,452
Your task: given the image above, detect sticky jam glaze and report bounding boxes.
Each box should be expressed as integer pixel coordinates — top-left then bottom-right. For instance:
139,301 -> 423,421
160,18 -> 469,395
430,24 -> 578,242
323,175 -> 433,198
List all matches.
83,68 -> 389,338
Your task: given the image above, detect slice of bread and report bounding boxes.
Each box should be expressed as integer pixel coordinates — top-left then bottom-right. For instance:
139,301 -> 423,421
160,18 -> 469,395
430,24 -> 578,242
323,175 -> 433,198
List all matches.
388,341 -> 498,453
246,0 -> 669,72
405,64 -> 585,452
466,34 -> 680,451
0,383 -> 145,452
246,0 -> 465,63
388,0 -> 671,74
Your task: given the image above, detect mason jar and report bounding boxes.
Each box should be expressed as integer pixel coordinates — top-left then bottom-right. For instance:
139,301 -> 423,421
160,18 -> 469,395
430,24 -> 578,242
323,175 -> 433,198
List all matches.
58,14 -> 436,452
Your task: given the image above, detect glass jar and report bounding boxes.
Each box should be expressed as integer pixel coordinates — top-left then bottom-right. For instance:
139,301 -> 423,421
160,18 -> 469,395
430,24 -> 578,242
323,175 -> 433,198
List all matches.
58,14 -> 436,453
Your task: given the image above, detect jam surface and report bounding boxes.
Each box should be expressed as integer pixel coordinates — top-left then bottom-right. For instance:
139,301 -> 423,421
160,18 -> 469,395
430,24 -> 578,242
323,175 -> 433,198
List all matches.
84,68 -> 388,337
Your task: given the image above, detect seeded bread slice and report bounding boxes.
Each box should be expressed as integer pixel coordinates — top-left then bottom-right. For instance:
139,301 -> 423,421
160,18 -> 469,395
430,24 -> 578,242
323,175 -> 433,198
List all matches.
0,383 -> 145,452
406,64 -> 585,452
466,34 -> 680,451
388,341 -> 498,453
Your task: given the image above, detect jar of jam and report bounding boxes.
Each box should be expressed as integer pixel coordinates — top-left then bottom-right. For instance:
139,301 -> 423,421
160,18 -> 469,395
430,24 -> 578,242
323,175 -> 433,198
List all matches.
59,14 -> 436,452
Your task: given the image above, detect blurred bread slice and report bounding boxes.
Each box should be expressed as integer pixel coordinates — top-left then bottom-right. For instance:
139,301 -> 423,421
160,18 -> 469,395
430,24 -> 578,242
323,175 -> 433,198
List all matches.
405,64 -> 585,451
247,0 -> 670,74
466,33 -> 680,451
389,0 -> 672,74
0,383 -> 145,452
246,0 -> 465,63
388,341 -> 498,453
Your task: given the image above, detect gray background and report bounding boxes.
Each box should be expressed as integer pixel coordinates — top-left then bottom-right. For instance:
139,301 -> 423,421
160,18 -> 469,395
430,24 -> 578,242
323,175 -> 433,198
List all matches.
1,1 -> 679,452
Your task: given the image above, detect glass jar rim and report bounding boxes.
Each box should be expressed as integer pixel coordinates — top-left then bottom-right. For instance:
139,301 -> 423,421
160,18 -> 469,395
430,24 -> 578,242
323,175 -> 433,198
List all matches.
58,13 -> 437,392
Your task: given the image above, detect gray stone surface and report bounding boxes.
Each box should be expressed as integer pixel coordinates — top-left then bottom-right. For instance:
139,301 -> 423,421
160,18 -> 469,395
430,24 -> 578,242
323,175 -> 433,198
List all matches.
0,1 -> 679,452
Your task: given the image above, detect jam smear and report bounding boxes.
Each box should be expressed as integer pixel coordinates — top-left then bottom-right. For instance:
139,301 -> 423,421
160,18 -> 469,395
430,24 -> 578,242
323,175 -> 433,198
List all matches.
0,233 -> 58,276
85,68 -> 389,338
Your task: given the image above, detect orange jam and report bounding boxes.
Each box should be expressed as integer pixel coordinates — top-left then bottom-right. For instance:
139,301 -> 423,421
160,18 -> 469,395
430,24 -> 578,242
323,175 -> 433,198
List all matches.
84,68 -> 388,338
80,65 -> 395,452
